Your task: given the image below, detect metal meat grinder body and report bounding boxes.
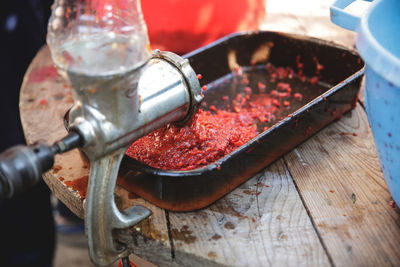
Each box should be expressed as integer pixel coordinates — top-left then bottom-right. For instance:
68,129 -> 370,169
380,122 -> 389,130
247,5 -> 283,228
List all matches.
47,1 -> 204,265
67,50 -> 202,266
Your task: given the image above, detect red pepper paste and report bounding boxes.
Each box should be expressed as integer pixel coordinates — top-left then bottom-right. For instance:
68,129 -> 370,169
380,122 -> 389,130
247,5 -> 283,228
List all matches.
127,59 -> 327,171
64,175 -> 89,200
127,89 -> 284,171
126,108 -> 259,171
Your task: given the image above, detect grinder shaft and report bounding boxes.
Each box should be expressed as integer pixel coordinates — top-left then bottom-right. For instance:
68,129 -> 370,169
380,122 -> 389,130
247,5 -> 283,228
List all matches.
0,132 -> 81,200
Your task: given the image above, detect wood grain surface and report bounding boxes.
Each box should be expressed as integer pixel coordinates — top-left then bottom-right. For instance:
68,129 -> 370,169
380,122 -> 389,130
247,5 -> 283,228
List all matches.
167,160 -> 329,267
19,1 -> 400,266
285,106 -> 400,266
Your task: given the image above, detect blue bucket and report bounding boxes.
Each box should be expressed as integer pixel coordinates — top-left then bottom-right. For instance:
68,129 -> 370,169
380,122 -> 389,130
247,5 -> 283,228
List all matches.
331,0 -> 400,203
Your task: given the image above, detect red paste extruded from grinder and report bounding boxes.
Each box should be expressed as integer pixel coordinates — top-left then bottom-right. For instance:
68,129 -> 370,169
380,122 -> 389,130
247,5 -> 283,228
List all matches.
126,57 -> 324,171
127,109 -> 259,171
127,91 -> 281,170
126,90 -> 280,171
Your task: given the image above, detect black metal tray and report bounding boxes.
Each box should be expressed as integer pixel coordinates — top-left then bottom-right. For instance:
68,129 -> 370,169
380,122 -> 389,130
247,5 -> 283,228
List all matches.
118,31 -> 364,211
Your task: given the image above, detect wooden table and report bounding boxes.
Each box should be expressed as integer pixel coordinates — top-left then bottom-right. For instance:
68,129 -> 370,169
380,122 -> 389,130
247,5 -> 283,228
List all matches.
20,1 -> 400,266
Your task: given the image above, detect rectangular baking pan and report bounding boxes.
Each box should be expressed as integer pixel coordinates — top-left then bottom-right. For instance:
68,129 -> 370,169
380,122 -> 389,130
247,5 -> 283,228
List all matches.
118,31 -> 364,211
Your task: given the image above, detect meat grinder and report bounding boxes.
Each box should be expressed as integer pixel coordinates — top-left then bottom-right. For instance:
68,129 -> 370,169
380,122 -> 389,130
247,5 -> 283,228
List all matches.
0,0 -> 202,266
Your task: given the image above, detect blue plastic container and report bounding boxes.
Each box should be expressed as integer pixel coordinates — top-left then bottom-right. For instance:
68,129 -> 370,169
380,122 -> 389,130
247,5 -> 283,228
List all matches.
331,0 -> 400,203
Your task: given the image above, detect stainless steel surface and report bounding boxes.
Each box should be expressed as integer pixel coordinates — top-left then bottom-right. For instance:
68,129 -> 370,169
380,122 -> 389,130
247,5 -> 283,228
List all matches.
150,50 -> 204,124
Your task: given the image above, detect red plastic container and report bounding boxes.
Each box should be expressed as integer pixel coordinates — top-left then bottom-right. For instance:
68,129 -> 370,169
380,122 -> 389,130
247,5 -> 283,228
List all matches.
90,0 -> 266,54
142,0 -> 266,53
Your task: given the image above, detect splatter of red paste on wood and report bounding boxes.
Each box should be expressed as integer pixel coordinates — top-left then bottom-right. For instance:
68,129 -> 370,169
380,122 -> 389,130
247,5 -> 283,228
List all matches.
28,65 -> 58,83
53,165 -> 62,174
64,175 -> 89,200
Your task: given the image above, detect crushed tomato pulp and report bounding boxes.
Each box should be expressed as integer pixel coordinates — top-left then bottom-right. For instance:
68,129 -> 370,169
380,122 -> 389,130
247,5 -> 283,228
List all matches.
127,59 -> 325,171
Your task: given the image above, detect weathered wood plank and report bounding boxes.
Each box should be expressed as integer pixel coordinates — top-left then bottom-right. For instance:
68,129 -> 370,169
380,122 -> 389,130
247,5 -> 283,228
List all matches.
168,159 -> 330,267
284,105 -> 400,266
19,46 -> 87,217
